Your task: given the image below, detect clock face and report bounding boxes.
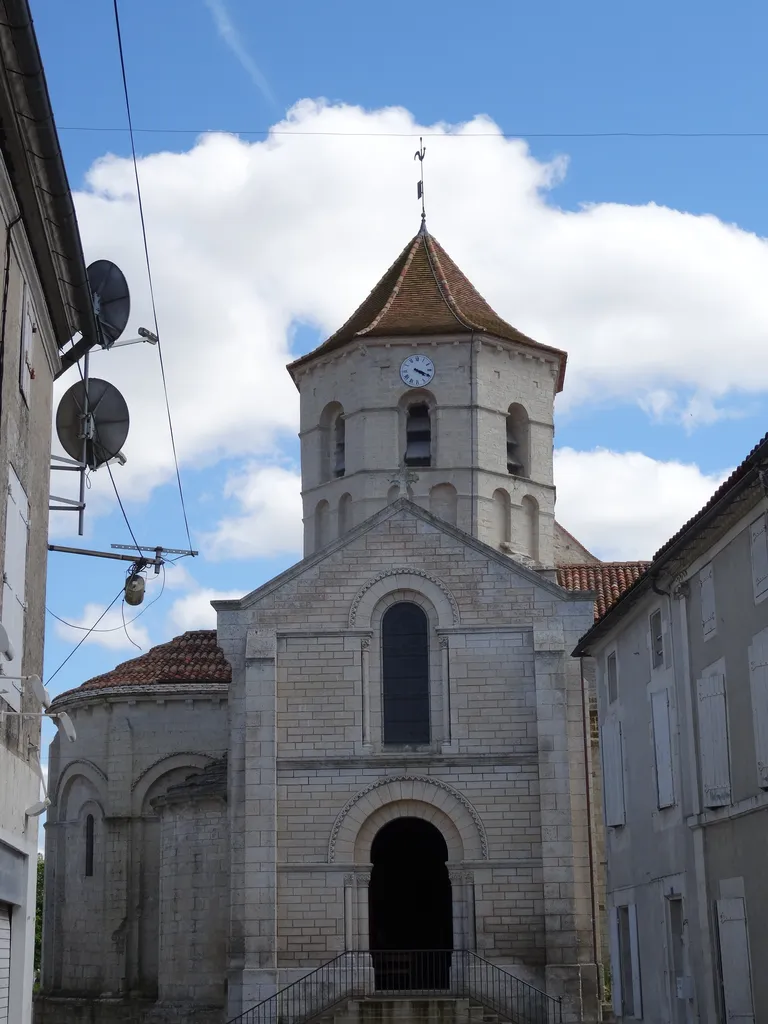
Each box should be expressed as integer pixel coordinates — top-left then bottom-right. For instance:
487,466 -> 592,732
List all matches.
400,353 -> 435,388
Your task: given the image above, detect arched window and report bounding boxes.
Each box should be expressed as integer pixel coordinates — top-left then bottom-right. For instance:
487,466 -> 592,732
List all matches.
405,403 -> 431,467
382,603 -> 430,745
493,488 -> 511,547
338,493 -> 353,536
522,495 -> 540,561
320,402 -> 345,481
332,412 -> 346,478
315,499 -> 330,550
506,404 -> 529,477
85,814 -> 94,877
387,484 -> 400,504
429,483 -> 457,526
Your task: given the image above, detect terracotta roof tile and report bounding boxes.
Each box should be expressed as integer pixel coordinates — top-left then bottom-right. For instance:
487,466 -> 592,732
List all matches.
557,562 -> 651,620
288,229 -> 567,391
69,630 -> 231,696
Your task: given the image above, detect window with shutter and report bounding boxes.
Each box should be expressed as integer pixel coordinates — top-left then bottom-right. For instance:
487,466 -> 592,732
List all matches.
0,468 -> 29,712
611,904 -> 642,1018
699,564 -> 716,637
18,290 -> 33,405
696,673 -> 731,807
750,514 -> 768,601
601,717 -> 626,826
748,631 -> 768,790
608,907 -> 623,1017
650,608 -> 664,669
651,688 -> 675,808
607,650 -> 618,704
716,898 -> 755,1024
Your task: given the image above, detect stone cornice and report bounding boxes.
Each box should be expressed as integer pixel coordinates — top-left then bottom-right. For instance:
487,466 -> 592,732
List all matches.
50,682 -> 229,711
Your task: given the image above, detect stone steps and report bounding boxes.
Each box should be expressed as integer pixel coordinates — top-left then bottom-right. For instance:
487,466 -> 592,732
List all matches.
311,996 -> 522,1024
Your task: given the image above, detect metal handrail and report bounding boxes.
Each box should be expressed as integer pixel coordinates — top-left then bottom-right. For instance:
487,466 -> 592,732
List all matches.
226,950 -> 562,1024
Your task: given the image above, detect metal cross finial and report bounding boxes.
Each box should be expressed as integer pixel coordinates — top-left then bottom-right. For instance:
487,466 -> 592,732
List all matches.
414,137 -> 427,232
390,464 -> 419,500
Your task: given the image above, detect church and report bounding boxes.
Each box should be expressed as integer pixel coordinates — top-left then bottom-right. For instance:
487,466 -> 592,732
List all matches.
36,225 -> 648,1024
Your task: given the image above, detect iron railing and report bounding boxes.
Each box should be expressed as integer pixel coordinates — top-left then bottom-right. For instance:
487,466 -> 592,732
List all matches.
226,950 -> 562,1024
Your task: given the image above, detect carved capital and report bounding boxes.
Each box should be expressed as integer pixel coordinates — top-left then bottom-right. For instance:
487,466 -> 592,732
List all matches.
361,637 -> 370,651
439,635 -> 449,650
356,873 -> 371,887
344,873 -> 355,886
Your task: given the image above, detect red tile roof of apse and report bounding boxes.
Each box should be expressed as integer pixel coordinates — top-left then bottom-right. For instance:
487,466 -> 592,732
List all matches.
69,630 -> 231,695
288,228 -> 567,391
557,562 -> 652,620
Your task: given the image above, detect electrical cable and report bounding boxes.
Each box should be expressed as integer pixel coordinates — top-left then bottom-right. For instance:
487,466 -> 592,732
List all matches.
45,587 -> 125,685
55,126 -> 768,140
121,599 -> 142,650
105,458 -> 144,558
46,567 -> 165,633
111,0 -> 193,552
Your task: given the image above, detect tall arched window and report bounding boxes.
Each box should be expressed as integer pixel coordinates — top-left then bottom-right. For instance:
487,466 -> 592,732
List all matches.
506,404 -> 529,477
338,493 -> 352,536
85,814 -> 94,877
315,499 -> 330,550
382,603 -> 430,744
320,402 -> 345,481
493,488 -> 511,547
405,403 -> 431,467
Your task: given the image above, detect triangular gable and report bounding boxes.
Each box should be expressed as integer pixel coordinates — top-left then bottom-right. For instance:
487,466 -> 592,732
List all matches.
213,498 -> 594,613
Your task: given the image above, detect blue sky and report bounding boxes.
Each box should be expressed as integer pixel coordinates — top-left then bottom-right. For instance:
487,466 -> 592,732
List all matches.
29,0 -> 768,719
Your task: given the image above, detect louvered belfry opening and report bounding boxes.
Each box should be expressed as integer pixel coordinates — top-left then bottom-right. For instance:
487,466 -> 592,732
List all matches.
404,403 -> 431,467
382,602 -> 430,744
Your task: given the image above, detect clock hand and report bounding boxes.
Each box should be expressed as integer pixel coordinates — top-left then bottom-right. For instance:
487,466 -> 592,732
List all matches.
413,367 -> 429,376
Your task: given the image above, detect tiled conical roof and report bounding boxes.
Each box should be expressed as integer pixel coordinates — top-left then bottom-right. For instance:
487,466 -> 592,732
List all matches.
59,630 -> 231,699
288,228 -> 567,391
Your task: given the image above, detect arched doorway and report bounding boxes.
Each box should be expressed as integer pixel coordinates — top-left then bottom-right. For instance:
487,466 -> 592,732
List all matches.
369,818 -> 453,990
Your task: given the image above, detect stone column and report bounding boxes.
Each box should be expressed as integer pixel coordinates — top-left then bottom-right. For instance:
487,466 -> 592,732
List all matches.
361,637 -> 372,749
534,623 -> 598,1023
356,873 -> 371,950
439,635 -> 451,744
102,706 -> 133,997
227,626 -> 278,1017
344,874 -> 355,950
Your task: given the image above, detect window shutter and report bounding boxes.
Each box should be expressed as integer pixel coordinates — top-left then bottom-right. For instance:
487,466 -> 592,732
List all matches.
651,688 -> 675,808
608,907 -> 622,1016
700,564 -> 716,636
697,673 -> 731,807
628,903 -> 643,1019
601,718 -> 626,826
1,469 -> 28,712
750,515 -> 768,599
748,633 -> 768,789
716,898 -> 755,1023
18,293 -> 33,404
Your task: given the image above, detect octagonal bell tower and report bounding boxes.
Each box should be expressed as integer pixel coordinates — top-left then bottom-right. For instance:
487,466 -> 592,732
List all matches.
287,224 -> 567,566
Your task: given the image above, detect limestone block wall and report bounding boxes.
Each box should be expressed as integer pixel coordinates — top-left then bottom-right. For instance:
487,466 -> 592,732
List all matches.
156,795 -> 229,1005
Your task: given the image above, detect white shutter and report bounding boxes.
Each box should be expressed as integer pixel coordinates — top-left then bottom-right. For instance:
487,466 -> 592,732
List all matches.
651,688 -> 675,808
697,673 -> 731,807
0,904 -> 10,1024
717,898 -> 755,1023
601,718 -> 626,826
608,907 -> 622,1016
1,469 -> 28,713
748,633 -> 768,789
628,903 -> 643,1019
750,515 -> 768,600
700,564 -> 716,636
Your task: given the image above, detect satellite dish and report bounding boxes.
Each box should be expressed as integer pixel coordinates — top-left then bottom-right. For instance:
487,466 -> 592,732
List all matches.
87,260 -> 130,347
56,378 -> 130,470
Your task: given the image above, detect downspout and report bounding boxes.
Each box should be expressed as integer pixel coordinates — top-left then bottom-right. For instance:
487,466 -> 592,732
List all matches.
470,332 -> 476,536
579,656 -> 599,977
0,213 -> 22,419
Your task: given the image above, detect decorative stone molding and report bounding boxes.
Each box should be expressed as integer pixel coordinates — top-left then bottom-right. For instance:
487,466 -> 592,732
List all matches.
131,751 -> 215,791
361,637 -> 370,650
327,775 -> 488,862
355,873 -> 371,887
438,634 -> 449,650
349,568 -> 459,627
344,873 -> 355,886
448,870 -> 474,884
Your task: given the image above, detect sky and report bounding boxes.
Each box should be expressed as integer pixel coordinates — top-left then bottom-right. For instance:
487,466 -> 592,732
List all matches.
27,0 -> 768,756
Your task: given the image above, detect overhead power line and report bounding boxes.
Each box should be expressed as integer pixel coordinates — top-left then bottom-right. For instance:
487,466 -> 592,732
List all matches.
56,125 -> 768,140
111,0 -> 193,552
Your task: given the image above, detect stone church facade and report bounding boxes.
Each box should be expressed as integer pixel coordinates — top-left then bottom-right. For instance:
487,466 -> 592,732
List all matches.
37,226 -> 647,1024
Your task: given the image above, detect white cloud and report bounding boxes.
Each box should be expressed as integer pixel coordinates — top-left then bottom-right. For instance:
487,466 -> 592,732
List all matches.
167,587 -> 245,632
52,600 -> 152,652
554,448 -> 730,561
56,99 -> 768,530
203,463 -> 303,559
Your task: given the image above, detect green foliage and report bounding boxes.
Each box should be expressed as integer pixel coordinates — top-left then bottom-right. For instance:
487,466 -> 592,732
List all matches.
35,854 -> 44,977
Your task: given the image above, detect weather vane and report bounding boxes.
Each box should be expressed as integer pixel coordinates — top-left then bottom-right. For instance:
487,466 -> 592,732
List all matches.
414,137 -> 426,231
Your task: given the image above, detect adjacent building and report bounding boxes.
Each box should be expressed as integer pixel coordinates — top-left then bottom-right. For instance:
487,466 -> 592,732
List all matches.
575,432 -> 768,1023
0,3 -> 97,1021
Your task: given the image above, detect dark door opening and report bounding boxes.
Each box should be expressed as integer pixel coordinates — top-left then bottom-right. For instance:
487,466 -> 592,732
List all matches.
369,817 -> 453,990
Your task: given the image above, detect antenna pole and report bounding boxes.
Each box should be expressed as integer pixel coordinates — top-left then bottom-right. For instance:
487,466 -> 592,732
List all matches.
77,347 -> 90,536
414,138 -> 427,231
